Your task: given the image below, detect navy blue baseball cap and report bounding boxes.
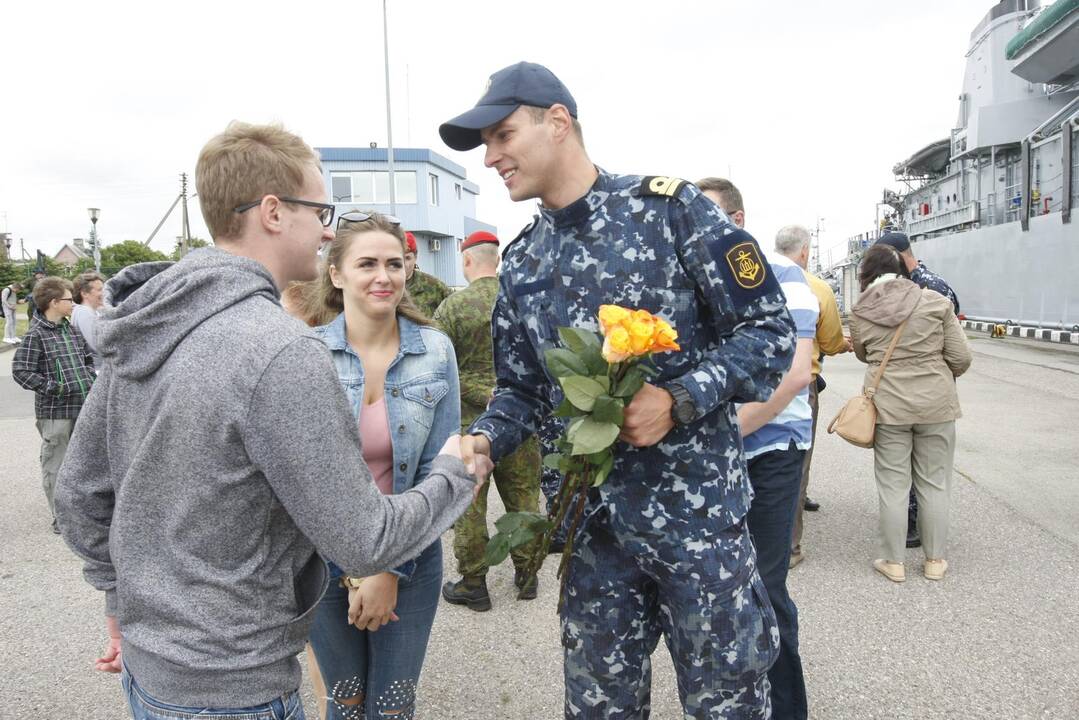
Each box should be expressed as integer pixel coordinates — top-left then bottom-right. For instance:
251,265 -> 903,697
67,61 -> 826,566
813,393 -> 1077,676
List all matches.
876,231 -> 911,252
439,62 -> 577,151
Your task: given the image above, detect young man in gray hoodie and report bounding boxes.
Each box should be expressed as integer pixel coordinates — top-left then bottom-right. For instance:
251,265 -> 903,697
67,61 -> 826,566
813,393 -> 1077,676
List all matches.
53,122 -> 480,719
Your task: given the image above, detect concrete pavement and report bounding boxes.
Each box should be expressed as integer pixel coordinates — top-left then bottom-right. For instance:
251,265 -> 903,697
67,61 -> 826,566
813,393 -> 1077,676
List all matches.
1,334 -> 1077,718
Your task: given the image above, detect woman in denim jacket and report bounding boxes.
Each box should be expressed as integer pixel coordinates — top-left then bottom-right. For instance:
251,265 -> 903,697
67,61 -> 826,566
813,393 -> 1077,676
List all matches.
305,212 -> 461,719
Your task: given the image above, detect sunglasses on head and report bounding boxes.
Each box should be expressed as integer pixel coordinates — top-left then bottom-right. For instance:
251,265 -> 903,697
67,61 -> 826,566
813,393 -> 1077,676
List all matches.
335,211 -> 402,232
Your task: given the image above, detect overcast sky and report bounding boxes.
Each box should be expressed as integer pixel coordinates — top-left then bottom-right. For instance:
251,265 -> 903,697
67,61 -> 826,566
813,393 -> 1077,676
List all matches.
1,0 -> 998,267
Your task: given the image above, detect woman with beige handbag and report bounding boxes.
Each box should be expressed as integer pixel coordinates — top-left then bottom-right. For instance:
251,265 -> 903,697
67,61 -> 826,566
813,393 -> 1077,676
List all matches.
849,245 -> 972,583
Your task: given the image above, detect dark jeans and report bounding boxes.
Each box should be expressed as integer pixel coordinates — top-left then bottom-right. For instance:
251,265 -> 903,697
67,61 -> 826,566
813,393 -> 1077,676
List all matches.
308,541 -> 442,719
746,442 -> 808,720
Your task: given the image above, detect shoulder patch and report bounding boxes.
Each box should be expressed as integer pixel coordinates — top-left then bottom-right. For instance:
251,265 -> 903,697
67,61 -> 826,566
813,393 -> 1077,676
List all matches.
638,176 -> 686,199
725,240 -> 766,289
701,227 -> 780,306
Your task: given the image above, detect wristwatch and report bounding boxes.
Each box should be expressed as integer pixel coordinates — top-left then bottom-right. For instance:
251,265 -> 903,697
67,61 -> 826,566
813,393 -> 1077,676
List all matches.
666,383 -> 697,425
340,575 -> 367,589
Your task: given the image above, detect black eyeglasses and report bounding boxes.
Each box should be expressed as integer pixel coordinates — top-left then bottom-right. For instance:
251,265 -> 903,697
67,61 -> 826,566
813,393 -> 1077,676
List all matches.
233,197 -> 336,227
336,211 -> 402,232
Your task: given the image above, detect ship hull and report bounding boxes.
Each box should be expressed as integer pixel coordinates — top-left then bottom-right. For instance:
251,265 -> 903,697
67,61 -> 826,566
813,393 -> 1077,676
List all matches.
913,213 -> 1078,327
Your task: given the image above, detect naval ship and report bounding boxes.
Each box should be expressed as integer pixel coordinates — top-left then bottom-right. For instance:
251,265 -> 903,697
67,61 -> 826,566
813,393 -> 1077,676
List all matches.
831,0 -> 1079,328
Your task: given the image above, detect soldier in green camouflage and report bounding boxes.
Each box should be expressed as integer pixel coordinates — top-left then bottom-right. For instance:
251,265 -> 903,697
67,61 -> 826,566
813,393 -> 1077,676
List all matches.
404,231 -> 451,318
435,230 -> 541,612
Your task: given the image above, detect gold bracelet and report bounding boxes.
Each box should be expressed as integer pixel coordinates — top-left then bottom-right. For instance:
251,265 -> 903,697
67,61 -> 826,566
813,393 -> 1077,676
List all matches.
340,575 -> 366,589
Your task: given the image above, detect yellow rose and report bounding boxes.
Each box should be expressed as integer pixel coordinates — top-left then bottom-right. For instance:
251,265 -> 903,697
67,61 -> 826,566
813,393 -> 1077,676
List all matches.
627,317 -> 655,355
652,319 -> 680,352
602,325 -> 633,363
598,305 -> 632,336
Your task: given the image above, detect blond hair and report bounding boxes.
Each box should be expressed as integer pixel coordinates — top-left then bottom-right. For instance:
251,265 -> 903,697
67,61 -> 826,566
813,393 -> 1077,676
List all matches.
300,212 -> 432,327
195,121 -> 320,241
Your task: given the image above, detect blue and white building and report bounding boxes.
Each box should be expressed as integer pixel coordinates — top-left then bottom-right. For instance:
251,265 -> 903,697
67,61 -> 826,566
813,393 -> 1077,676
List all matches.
316,146 -> 497,287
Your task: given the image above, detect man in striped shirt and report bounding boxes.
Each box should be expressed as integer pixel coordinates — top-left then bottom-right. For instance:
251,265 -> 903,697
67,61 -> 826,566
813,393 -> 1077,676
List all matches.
700,178 -> 818,720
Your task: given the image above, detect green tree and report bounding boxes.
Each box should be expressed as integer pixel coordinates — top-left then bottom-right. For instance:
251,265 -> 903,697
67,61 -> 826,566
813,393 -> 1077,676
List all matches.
0,259 -> 22,288
100,240 -> 168,272
170,237 -> 210,261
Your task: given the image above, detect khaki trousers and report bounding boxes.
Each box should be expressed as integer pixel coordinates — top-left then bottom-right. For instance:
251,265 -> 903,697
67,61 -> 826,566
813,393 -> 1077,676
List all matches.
873,421 -> 956,562
36,418 -> 75,520
791,380 -> 819,553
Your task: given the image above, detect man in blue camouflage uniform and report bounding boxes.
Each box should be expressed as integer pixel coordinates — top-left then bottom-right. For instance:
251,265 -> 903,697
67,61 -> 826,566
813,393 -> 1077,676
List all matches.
440,62 -> 796,719
876,231 -> 960,547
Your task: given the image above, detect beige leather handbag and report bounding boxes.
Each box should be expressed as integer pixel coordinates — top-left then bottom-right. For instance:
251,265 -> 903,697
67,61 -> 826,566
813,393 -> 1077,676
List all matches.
827,320 -> 907,448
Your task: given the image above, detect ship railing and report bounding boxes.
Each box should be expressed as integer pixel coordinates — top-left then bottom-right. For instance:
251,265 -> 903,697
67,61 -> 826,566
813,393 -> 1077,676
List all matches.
907,202 -> 980,236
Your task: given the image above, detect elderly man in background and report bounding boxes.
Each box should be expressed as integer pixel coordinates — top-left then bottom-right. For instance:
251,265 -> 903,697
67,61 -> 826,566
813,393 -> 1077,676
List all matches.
771,226 -> 849,568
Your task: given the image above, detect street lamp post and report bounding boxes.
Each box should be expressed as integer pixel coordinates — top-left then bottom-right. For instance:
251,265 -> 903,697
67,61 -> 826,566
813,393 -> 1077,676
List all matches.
88,207 -> 101,272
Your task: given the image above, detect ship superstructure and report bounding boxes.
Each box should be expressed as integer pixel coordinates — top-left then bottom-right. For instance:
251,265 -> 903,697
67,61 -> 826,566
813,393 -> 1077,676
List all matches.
833,0 -> 1079,326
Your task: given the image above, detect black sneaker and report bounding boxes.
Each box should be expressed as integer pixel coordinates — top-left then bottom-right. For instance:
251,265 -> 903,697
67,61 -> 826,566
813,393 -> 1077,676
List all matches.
514,569 -> 538,600
803,497 -> 821,512
441,577 -> 491,612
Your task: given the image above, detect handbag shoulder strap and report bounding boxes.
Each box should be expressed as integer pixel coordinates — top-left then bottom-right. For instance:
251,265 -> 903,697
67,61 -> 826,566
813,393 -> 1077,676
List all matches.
867,319 -> 908,395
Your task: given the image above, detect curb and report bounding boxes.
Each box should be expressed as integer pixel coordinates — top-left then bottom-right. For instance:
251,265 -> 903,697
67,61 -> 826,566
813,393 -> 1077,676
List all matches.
962,320 -> 1079,345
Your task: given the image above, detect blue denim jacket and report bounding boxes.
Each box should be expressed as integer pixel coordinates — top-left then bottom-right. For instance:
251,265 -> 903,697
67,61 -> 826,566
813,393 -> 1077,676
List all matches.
315,312 -> 461,579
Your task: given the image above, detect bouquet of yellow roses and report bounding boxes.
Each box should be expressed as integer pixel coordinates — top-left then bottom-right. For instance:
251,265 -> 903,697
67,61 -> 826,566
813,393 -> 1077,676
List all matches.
484,305 -> 680,607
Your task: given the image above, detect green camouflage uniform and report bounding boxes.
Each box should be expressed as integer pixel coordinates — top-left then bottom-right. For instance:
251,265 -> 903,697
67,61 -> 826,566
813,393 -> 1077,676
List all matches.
406,269 -> 452,319
433,275 -> 541,579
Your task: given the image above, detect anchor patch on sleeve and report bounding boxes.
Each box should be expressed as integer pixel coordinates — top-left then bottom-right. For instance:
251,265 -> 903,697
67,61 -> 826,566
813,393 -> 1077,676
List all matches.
725,241 -> 766,289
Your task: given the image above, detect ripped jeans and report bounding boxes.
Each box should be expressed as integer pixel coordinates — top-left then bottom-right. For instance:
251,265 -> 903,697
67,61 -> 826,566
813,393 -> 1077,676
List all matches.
308,541 -> 441,719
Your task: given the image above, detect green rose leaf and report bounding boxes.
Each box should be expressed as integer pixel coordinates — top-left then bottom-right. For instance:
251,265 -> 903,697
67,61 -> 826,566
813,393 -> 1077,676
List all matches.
580,345 -> 609,375
612,367 -> 646,399
558,326 -> 601,354
570,417 -> 621,455
591,395 -> 625,426
506,525 -> 541,550
553,397 -> 585,418
592,452 -> 615,487
561,376 -> 607,412
543,452 -> 565,470
546,347 -> 589,378
586,448 -> 612,465
494,512 -> 529,534
484,534 -> 512,567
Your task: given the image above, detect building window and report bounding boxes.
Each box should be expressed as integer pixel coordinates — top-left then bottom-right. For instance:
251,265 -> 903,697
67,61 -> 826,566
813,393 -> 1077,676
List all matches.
454,182 -> 462,200
331,175 -> 352,203
429,173 -> 439,206
329,171 -> 417,204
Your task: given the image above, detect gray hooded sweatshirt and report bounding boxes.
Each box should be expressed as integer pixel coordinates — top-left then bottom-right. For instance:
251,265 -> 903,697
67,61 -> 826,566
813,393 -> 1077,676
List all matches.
53,248 -> 475,707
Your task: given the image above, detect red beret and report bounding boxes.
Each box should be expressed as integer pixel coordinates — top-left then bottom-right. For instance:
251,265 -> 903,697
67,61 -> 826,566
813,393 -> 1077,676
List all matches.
404,231 -> 418,253
461,230 -> 499,251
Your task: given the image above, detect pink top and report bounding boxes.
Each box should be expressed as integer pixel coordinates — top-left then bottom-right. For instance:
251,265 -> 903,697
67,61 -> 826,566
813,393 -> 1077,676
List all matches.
359,397 -> 394,496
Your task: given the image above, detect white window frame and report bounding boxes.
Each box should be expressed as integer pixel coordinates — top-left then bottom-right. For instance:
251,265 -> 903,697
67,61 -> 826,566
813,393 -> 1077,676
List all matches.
429,173 -> 440,206
329,171 -> 418,204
